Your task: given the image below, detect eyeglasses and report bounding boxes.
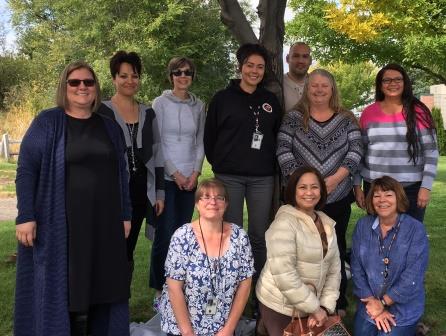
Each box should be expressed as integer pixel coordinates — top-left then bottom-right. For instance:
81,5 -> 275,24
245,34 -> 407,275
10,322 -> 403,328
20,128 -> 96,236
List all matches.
382,77 -> 403,85
199,195 -> 226,202
66,79 -> 96,87
171,69 -> 194,77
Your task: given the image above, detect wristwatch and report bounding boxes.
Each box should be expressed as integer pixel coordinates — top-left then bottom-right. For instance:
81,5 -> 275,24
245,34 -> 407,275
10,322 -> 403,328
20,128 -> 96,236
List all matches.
380,298 -> 388,308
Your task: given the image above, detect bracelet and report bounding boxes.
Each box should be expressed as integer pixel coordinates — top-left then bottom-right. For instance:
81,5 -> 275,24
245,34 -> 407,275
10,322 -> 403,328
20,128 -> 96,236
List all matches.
380,298 -> 388,308
320,306 -> 330,315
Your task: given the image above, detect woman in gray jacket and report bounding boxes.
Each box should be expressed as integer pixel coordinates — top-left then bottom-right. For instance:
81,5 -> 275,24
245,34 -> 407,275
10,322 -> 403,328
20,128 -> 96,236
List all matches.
150,56 -> 206,303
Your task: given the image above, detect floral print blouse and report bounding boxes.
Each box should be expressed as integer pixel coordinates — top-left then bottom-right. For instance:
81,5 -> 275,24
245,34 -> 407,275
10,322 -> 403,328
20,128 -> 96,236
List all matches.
160,223 -> 254,335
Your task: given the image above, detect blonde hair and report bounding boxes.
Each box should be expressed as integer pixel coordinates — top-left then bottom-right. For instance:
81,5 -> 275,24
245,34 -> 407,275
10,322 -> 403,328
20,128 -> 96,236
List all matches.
294,68 -> 357,131
56,61 -> 101,112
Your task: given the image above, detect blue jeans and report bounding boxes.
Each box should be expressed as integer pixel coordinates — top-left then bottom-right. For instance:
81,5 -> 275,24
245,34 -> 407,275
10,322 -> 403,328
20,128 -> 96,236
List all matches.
354,312 -> 417,336
149,180 -> 195,290
214,173 -> 274,281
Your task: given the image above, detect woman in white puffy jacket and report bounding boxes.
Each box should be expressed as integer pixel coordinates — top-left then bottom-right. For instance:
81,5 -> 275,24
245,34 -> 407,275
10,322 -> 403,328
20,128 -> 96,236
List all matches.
256,166 -> 341,336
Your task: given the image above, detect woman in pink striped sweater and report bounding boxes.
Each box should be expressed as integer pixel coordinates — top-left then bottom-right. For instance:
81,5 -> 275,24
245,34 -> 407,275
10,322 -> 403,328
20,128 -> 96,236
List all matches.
354,64 -> 438,222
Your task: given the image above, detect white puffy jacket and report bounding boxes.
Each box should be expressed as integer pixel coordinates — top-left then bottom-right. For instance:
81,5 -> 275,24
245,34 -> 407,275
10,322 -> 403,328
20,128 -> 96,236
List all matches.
256,205 -> 341,316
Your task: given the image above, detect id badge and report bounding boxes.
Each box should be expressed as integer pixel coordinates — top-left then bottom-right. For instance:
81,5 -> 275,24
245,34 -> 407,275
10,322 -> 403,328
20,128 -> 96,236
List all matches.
205,297 -> 218,315
251,131 -> 263,150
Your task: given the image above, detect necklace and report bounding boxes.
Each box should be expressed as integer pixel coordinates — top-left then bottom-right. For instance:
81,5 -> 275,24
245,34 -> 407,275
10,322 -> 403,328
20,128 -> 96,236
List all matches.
127,122 -> 137,172
198,218 -> 223,295
377,215 -> 402,280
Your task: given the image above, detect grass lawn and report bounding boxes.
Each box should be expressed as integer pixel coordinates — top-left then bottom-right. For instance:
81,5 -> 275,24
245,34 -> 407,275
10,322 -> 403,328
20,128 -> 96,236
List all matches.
1,158 -> 445,335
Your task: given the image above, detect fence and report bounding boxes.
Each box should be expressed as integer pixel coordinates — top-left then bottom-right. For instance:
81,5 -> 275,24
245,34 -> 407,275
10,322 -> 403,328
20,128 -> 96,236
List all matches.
0,134 -> 21,160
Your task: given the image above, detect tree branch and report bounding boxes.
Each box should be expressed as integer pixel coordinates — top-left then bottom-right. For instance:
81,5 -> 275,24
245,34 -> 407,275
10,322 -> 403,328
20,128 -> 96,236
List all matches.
217,0 -> 258,44
409,63 -> 446,85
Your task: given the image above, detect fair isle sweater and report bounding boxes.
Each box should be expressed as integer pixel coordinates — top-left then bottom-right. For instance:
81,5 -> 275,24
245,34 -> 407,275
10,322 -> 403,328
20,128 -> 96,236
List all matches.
354,102 -> 438,190
277,110 -> 363,203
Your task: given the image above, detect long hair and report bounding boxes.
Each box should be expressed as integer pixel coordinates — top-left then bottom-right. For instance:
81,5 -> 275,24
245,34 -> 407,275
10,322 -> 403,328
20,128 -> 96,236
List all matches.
295,68 -> 357,131
375,63 -> 436,164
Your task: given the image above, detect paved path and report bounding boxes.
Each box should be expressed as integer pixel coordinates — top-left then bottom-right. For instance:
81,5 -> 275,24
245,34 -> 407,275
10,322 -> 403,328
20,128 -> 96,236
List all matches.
0,197 -> 17,221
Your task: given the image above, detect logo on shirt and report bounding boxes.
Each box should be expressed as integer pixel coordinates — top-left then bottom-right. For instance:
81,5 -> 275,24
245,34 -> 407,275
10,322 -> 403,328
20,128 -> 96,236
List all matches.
262,103 -> 272,113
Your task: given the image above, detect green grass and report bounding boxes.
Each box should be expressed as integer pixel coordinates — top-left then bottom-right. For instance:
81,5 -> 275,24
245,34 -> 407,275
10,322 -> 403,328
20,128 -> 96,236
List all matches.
1,158 -> 446,335
0,161 -> 16,198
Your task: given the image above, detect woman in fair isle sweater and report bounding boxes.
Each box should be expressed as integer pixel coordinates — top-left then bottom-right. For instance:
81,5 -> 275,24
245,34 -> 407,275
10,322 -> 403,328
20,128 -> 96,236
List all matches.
276,68 -> 363,315
354,63 -> 438,223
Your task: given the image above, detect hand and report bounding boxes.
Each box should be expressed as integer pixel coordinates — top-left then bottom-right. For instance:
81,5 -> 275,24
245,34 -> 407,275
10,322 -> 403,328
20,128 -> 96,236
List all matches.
16,221 -> 36,247
123,220 -> 131,238
354,185 -> 366,209
324,175 -> 339,195
308,307 -> 328,328
361,297 -> 384,319
374,310 -> 396,333
155,200 -> 164,216
184,171 -> 199,191
215,326 -> 233,336
417,187 -> 430,208
173,171 -> 188,190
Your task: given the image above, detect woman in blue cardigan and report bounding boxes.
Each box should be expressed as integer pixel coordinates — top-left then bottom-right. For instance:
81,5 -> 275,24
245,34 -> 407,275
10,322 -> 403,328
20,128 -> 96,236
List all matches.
15,61 -> 132,336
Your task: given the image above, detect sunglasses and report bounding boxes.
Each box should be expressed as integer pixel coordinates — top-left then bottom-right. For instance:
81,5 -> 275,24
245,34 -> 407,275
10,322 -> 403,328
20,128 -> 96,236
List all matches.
66,79 -> 96,87
171,69 -> 194,77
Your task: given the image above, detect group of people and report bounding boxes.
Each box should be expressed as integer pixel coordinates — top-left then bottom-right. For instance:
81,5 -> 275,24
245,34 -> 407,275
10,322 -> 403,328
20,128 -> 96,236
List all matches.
14,41 -> 437,336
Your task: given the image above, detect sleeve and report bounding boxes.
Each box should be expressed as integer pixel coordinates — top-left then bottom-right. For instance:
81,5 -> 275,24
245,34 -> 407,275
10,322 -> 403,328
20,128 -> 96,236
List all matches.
235,227 -> 255,282
419,129 -> 438,190
386,218 -> 429,304
151,110 -> 165,200
204,93 -> 219,165
266,214 -> 320,313
164,227 -> 190,281
350,218 -> 375,299
276,111 -> 300,178
15,116 -> 46,224
319,232 -> 341,313
193,102 -> 206,172
341,118 -> 363,175
152,97 -> 178,176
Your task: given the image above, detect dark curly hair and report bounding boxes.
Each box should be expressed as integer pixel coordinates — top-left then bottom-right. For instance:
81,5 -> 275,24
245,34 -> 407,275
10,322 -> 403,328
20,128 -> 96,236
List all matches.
375,63 -> 436,164
235,43 -> 269,71
109,51 -> 142,78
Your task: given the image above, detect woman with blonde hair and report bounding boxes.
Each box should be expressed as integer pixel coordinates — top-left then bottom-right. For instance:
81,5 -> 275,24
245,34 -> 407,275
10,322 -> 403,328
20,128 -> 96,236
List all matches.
277,68 -> 363,314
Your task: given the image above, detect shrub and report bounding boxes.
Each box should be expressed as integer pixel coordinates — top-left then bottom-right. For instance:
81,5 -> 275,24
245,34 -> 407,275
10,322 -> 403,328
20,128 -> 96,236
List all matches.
432,107 -> 446,155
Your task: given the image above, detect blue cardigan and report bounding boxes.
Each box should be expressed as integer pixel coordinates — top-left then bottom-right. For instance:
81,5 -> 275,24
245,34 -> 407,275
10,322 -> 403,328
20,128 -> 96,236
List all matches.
14,107 -> 131,335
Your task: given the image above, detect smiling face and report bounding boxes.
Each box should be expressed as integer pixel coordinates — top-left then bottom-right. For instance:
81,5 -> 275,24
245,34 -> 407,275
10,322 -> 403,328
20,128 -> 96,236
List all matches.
295,172 -> 321,215
372,188 -> 398,220
112,62 -> 140,97
172,64 -> 193,92
381,69 -> 404,100
196,187 -> 228,221
240,54 -> 265,92
307,73 -> 333,107
66,67 -> 96,111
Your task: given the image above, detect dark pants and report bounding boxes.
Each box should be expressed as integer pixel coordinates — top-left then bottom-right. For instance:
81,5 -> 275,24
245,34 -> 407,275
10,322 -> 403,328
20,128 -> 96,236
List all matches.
149,180 -> 195,290
364,181 -> 425,222
322,194 -> 352,310
126,201 -> 150,262
258,302 -> 292,336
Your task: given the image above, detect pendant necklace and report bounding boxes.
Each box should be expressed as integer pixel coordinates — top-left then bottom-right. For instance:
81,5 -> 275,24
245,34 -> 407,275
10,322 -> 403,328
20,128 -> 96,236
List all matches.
126,102 -> 138,172
377,216 -> 402,280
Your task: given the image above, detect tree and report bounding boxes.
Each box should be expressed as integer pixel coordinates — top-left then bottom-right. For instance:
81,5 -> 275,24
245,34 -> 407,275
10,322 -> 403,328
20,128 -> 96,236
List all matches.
8,0 -> 235,103
432,107 -> 446,155
323,61 -> 376,110
218,0 -> 287,103
287,0 -> 446,85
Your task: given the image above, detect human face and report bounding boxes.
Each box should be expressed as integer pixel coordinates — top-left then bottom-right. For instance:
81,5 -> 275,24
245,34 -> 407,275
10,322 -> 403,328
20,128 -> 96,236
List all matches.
287,44 -> 311,79
307,74 -> 332,107
381,69 -> 404,99
372,188 -> 398,219
172,64 -> 193,91
112,62 -> 140,97
196,188 -> 227,221
66,68 -> 96,110
295,172 -> 321,215
240,54 -> 265,92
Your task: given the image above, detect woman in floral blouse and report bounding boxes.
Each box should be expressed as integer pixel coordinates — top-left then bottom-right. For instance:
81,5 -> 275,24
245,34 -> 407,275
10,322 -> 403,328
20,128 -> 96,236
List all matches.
160,178 -> 254,336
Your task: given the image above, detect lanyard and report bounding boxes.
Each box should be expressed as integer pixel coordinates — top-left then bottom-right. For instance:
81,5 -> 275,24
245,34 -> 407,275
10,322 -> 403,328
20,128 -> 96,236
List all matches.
377,215 -> 402,281
198,217 -> 223,297
249,105 -> 261,132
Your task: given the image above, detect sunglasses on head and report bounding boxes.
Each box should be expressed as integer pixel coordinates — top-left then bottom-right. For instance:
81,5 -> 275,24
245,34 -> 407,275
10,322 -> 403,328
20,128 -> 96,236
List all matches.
66,79 -> 96,87
171,69 -> 194,77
